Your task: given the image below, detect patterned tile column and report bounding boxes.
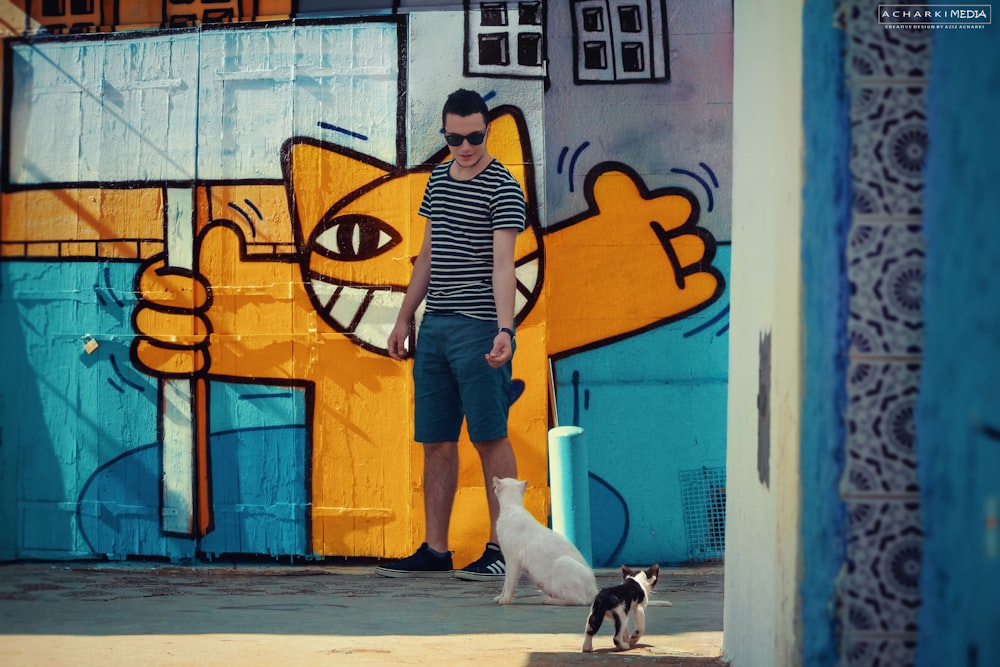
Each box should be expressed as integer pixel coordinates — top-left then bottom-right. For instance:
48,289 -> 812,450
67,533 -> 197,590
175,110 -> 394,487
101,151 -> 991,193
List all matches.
839,2 -> 930,665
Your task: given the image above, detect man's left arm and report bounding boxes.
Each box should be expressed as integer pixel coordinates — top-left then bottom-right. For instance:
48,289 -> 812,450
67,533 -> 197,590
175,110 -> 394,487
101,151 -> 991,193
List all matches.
486,227 -> 519,367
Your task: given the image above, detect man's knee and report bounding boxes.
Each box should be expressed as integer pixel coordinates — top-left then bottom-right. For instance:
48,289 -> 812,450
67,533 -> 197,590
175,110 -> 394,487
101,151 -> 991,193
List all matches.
424,441 -> 459,460
472,436 -> 509,451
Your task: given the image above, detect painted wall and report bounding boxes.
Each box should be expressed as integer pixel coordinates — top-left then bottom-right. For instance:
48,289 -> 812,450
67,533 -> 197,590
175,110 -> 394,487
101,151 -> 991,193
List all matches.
0,1 -> 732,567
918,26 -> 1000,667
798,2 -> 850,666
544,1 -> 732,566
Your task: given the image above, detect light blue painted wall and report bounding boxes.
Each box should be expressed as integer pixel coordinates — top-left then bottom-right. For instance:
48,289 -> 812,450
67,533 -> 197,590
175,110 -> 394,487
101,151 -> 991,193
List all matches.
917,27 -> 1000,667
799,1 -> 850,664
1,262 -> 159,558
0,263 -> 310,560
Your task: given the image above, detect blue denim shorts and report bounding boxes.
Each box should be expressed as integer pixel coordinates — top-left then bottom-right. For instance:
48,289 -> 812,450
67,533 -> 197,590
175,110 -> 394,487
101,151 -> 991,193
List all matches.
413,313 -> 513,444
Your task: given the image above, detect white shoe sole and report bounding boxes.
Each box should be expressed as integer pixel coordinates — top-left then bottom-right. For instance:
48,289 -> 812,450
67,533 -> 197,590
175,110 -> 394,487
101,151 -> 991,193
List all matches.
374,567 -> 455,578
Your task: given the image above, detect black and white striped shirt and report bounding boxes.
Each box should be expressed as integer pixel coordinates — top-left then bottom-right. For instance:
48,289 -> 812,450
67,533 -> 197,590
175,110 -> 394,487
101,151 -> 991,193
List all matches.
419,159 -> 526,320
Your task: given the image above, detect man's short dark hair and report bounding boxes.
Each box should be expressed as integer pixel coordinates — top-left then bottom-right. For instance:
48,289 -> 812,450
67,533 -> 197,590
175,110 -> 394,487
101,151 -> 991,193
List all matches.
442,89 -> 489,127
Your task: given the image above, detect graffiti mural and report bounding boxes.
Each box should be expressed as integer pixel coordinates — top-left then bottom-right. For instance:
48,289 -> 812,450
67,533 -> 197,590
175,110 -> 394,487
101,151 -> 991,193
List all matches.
0,1 -> 732,565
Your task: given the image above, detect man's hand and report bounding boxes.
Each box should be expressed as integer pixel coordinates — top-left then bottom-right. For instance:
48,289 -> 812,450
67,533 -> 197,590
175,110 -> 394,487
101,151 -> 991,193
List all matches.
485,332 -> 513,368
387,320 -> 412,360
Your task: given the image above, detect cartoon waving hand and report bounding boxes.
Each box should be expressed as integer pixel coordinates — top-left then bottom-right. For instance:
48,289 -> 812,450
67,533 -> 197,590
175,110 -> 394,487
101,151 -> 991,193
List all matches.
543,162 -> 724,357
131,218 -> 325,382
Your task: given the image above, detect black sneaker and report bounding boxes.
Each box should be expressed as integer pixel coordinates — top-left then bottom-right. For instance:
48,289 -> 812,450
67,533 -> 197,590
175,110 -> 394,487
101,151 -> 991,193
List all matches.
454,542 -> 506,581
375,543 -> 454,578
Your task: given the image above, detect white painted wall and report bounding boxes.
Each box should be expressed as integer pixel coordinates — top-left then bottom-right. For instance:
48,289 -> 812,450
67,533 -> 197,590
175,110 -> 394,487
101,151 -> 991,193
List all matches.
724,3 -> 804,666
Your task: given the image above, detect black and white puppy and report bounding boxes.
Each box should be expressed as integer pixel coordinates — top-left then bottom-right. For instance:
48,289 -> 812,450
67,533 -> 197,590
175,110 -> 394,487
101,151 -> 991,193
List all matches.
581,564 -> 659,652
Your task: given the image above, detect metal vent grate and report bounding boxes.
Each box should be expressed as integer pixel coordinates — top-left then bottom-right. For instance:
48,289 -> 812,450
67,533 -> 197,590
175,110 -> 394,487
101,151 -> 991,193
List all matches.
679,467 -> 726,561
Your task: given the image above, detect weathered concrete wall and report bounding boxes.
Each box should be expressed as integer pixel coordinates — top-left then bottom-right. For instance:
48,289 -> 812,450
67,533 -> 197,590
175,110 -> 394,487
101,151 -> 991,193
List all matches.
724,2 -> 805,666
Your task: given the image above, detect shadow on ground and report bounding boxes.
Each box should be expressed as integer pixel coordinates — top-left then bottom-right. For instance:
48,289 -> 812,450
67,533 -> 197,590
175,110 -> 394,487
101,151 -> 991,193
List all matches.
0,560 -> 727,666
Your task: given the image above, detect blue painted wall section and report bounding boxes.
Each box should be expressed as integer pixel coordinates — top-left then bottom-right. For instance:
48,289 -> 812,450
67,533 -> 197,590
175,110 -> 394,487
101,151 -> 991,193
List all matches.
556,253 -> 731,566
3,262 -> 159,558
800,1 -> 850,664
917,27 -> 1000,667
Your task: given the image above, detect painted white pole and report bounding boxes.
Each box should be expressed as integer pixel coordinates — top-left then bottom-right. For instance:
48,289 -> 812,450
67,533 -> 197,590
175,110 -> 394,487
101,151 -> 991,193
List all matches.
160,187 -> 197,535
547,425 -> 592,565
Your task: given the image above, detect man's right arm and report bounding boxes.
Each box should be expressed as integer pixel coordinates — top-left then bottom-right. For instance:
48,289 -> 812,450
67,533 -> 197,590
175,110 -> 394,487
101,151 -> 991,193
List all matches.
387,219 -> 432,359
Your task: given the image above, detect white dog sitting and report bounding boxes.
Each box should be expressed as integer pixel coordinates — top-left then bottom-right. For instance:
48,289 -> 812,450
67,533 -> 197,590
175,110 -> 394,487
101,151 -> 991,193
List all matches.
492,477 -> 597,606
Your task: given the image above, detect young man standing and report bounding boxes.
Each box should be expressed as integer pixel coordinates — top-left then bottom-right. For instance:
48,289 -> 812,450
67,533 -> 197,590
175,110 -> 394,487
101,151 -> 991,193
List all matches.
376,89 -> 525,580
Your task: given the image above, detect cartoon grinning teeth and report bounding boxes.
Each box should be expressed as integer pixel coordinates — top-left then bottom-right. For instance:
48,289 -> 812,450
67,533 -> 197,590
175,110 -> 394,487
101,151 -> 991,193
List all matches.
310,258 -> 540,354
327,284 -> 375,331
513,258 -> 539,314
308,279 -> 400,353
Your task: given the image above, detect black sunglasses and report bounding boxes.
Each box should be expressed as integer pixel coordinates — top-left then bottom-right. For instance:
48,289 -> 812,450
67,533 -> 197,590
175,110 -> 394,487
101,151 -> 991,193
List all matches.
444,130 -> 487,147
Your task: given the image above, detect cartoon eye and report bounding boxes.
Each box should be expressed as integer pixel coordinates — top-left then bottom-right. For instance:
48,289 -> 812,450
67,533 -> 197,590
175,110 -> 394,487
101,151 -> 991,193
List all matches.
313,214 -> 401,261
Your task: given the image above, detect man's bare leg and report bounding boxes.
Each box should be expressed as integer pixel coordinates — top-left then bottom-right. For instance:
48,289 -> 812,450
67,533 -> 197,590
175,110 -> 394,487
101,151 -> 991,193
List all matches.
423,441 -> 459,553
473,436 -> 517,544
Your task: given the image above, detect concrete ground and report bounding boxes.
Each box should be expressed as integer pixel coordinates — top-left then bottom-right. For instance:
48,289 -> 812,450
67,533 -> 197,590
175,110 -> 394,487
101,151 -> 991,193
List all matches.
0,560 -> 726,666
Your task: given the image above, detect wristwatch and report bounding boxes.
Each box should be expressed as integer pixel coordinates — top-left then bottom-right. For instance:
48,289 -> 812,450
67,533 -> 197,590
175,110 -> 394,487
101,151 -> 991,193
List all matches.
498,327 -> 515,340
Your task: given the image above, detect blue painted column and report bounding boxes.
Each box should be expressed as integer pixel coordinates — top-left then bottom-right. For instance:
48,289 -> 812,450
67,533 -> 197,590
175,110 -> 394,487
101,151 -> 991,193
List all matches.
917,26 -> 1000,667
547,426 -> 593,565
800,1 -> 851,664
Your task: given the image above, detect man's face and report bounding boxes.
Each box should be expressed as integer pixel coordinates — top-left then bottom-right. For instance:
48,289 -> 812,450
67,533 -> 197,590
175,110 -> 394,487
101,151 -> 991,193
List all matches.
443,112 -> 489,169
